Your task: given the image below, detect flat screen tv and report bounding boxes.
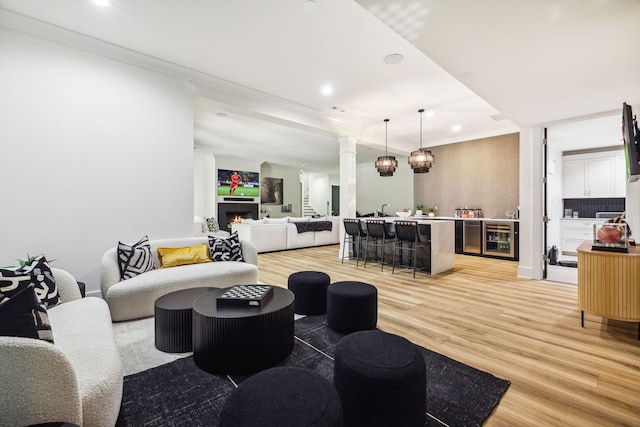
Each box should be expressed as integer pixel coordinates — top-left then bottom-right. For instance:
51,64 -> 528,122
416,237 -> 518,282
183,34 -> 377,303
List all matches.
622,102 -> 640,183
217,169 -> 260,197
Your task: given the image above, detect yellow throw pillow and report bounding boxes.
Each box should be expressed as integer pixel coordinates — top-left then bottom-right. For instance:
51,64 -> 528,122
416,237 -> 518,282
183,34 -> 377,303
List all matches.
157,245 -> 212,269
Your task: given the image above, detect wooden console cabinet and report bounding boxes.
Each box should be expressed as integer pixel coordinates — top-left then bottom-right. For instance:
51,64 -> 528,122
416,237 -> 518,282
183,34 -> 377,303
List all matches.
577,241 -> 640,338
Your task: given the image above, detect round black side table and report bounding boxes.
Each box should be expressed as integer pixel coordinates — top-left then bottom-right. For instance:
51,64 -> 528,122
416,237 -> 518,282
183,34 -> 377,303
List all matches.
154,287 -> 216,353
192,286 -> 295,375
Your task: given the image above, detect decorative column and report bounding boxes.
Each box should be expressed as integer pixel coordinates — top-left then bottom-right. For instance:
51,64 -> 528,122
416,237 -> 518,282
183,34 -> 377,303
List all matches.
339,136 -> 357,258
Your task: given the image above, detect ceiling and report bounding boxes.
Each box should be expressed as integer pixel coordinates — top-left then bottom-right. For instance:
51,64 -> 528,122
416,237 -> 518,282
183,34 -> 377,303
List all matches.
2,0 -> 639,172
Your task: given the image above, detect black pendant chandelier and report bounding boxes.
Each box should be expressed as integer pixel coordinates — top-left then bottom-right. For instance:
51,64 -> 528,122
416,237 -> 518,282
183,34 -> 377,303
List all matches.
375,118 -> 398,177
408,108 -> 435,173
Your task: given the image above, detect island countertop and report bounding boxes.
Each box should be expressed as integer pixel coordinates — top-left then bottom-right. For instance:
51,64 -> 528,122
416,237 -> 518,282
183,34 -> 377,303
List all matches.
376,216 -> 520,222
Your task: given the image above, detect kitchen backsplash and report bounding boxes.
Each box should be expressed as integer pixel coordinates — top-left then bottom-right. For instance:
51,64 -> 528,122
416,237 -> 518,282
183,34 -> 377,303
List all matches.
563,198 -> 625,219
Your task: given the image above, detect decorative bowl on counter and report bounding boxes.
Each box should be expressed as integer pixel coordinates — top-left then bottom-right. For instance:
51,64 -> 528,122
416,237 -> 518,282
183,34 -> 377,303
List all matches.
396,210 -> 411,218
592,223 -> 628,252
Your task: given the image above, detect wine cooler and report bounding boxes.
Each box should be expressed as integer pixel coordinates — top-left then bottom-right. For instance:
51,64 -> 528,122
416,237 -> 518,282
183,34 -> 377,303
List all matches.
482,221 -> 518,260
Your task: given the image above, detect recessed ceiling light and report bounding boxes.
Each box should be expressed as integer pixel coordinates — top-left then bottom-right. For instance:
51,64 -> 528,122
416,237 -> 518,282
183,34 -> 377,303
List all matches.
303,0 -> 318,10
383,53 -> 404,65
92,0 -> 111,7
452,124 -> 462,132
321,84 -> 333,96
425,110 -> 434,118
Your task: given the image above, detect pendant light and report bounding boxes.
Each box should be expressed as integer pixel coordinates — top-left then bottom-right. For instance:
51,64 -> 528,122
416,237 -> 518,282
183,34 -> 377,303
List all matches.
375,118 -> 398,177
408,108 -> 435,173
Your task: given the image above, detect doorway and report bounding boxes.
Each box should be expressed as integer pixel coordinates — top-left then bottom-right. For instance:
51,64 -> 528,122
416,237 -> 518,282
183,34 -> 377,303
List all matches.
331,185 -> 340,216
544,114 -> 623,285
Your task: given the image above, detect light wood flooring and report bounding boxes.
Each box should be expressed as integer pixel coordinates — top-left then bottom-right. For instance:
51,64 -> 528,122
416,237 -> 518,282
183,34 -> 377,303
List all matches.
258,245 -> 640,427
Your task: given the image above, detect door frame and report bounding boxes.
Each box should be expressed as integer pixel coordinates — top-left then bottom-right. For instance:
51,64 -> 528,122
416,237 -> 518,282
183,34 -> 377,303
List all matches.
542,127 -> 549,279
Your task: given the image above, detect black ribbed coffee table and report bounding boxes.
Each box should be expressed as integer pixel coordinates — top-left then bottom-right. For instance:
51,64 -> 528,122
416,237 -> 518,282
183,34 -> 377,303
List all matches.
192,286 -> 295,374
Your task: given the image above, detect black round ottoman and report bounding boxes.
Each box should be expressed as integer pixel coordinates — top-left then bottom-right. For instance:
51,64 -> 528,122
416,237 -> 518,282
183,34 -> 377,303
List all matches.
288,271 -> 331,315
327,281 -> 377,334
219,367 -> 343,427
333,330 -> 426,427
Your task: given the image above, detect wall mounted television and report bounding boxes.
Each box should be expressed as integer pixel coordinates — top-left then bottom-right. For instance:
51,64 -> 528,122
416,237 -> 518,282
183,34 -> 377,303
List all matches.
622,102 -> 640,183
217,169 -> 260,197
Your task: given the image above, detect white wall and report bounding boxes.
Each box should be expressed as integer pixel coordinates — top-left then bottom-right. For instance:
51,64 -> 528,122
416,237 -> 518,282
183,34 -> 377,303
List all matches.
193,150 -> 217,218
518,126 -> 544,280
308,173 -> 331,216
260,163 -> 302,217
0,27 -> 194,295
356,158 -> 413,216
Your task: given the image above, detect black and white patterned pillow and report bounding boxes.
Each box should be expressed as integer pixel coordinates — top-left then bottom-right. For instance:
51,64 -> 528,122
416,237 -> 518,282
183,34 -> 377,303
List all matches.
208,232 -> 244,262
117,236 -> 155,280
0,284 -> 54,343
206,217 -> 220,233
0,255 -> 60,308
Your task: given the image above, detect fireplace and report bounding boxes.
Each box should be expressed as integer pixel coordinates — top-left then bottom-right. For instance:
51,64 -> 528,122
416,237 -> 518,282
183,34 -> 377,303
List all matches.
218,203 -> 259,230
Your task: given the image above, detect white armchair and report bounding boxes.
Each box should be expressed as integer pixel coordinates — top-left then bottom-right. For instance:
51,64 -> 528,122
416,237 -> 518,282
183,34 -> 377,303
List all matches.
0,268 -> 123,426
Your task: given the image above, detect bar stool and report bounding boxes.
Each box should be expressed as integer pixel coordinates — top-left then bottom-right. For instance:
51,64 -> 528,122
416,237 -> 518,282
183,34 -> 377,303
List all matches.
392,220 -> 430,278
363,219 -> 395,271
342,218 -> 367,266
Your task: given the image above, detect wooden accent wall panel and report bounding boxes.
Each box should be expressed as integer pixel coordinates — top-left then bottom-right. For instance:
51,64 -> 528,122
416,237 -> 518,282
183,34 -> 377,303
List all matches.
577,241 -> 640,322
413,132 -> 519,219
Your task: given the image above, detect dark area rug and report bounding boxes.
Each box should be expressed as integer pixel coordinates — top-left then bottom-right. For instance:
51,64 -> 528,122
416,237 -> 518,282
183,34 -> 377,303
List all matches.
116,315 -> 509,427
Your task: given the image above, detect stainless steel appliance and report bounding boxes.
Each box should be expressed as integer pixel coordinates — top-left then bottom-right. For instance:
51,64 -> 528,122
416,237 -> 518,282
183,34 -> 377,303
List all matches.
483,221 -> 516,259
595,211 -> 624,219
463,221 -> 482,254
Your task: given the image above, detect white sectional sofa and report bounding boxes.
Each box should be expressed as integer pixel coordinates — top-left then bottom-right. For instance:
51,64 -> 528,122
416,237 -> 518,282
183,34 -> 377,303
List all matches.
232,216 -> 340,253
101,236 -> 259,321
0,268 -> 123,427
193,215 -> 230,238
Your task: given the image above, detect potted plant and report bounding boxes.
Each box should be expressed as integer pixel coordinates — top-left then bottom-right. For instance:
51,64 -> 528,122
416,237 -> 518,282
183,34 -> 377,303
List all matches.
428,207 -> 436,217
415,204 -> 424,216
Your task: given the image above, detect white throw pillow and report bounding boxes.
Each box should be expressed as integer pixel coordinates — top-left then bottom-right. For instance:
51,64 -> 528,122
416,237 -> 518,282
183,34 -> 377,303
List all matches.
288,216 -> 310,223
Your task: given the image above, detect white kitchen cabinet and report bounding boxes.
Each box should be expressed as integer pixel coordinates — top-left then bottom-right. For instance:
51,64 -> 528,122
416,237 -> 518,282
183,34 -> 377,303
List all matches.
560,219 -> 605,255
562,150 -> 625,198
563,159 -> 587,198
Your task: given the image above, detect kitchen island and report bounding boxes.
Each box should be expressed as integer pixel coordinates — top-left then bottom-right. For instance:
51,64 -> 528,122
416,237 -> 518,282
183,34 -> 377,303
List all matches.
360,217 -> 455,274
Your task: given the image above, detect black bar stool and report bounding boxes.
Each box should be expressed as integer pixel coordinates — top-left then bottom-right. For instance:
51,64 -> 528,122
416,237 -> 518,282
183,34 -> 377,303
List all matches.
392,220 -> 430,278
342,218 -> 367,266
363,219 -> 396,271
